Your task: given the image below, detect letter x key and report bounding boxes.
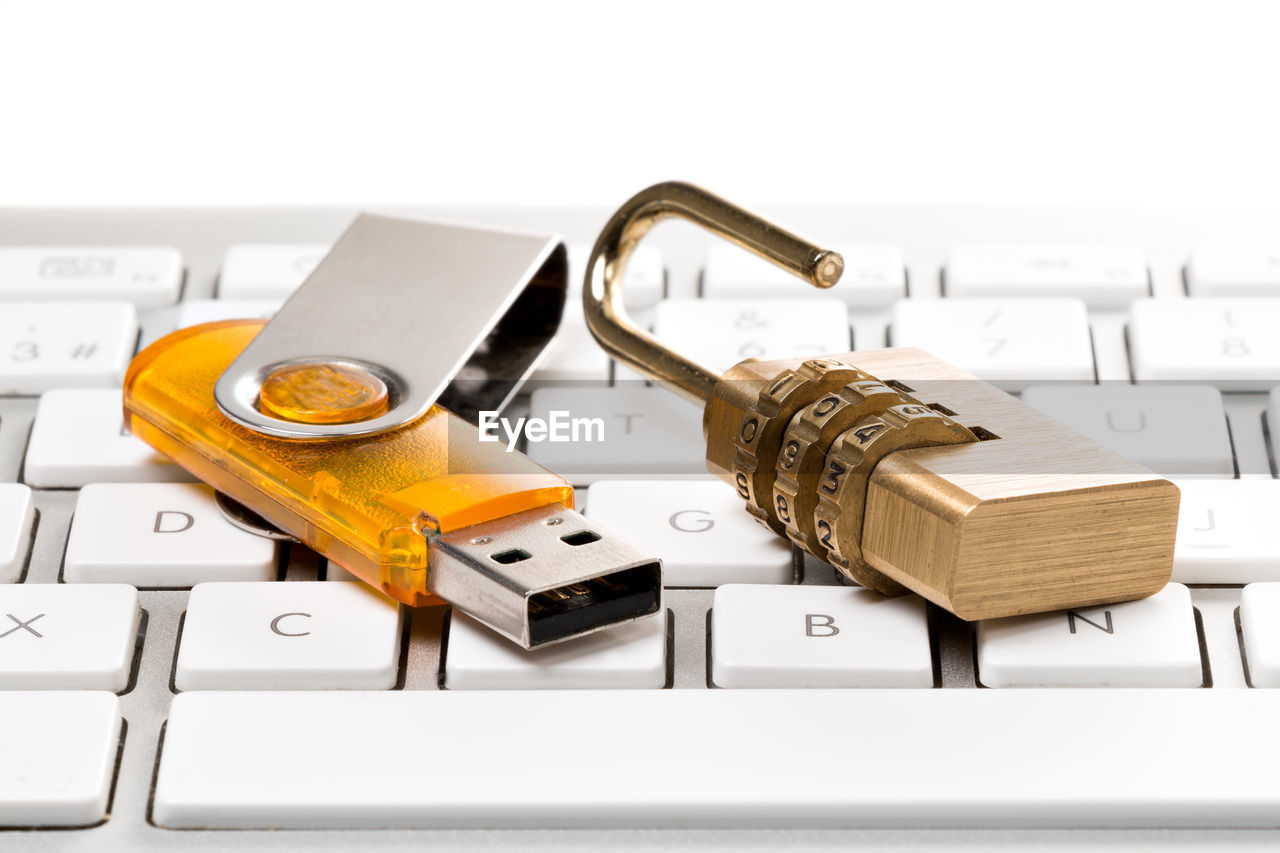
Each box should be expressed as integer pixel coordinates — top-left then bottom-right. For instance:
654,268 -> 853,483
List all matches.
1,613 -> 45,638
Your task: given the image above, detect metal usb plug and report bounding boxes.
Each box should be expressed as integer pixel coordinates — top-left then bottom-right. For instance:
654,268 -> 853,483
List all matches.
428,503 -> 663,649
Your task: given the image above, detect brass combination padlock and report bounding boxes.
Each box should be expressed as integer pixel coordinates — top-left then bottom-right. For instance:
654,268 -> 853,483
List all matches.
583,182 -> 1180,621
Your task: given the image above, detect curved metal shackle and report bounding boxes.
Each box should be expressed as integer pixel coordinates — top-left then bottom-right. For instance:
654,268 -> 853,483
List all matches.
583,181 -> 846,404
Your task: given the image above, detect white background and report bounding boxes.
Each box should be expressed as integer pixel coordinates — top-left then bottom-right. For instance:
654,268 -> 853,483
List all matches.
1,0 -> 1278,211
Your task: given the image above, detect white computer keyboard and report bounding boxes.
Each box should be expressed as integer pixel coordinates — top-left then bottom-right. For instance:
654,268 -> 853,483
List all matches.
4,203 -> 1280,851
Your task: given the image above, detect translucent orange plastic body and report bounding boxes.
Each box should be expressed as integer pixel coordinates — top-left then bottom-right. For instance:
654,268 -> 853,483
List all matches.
123,320 -> 574,606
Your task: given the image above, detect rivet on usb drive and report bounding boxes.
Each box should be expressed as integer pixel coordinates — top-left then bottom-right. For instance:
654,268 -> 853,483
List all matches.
124,213 -> 662,649
258,362 -> 390,424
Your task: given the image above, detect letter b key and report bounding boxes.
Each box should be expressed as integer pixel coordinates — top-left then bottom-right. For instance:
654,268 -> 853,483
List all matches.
711,584 -> 932,688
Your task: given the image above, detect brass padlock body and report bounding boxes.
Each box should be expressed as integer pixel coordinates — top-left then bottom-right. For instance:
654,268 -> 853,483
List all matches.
704,348 -> 1179,621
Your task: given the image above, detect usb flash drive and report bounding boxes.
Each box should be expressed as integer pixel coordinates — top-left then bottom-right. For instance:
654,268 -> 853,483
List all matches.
124,214 -> 661,648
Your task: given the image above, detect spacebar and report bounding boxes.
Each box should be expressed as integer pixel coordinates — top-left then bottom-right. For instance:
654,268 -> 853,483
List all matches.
155,689 -> 1280,829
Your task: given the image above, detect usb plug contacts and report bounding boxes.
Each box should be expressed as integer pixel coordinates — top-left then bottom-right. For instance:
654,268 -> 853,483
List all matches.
427,504 -> 662,648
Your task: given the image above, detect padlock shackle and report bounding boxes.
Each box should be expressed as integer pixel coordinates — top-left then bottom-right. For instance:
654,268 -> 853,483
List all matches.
583,181 -> 845,404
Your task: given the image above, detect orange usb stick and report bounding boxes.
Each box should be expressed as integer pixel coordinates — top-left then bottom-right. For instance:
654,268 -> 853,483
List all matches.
124,214 -> 661,648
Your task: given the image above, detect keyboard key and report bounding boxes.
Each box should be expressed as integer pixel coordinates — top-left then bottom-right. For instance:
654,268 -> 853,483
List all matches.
1186,245 -> 1280,296
0,246 -> 181,308
653,298 -> 850,375
0,584 -> 139,690
323,561 -> 362,582
1239,583 -> 1280,687
444,610 -> 666,689
139,298 -> 284,350
585,480 -> 793,586
64,483 -> 277,587
946,244 -> 1148,307
0,692 -> 121,827
528,297 -> 609,386
977,584 -> 1201,687
176,582 -> 401,690
1020,384 -> 1233,477
218,243 -> 330,299
155,688 -> 1280,828
0,485 -> 34,583
525,387 -> 705,483
711,584 -> 932,688
1172,480 -> 1280,583
703,243 -> 905,308
529,243 -> 646,386
174,298 -> 282,328
1130,298 -> 1280,390
892,298 -> 1095,391
23,389 -> 194,487
0,301 -> 137,394
568,244 -> 664,310
1273,387 -> 1280,446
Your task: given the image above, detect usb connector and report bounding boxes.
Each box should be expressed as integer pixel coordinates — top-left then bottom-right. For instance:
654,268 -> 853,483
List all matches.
428,503 -> 662,648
